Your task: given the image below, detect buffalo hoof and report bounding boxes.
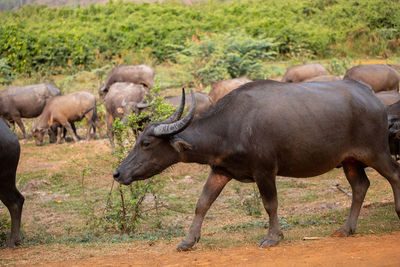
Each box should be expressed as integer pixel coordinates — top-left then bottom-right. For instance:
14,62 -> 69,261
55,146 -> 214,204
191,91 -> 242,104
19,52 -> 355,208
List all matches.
258,238 -> 279,247
331,228 -> 352,237
177,240 -> 196,251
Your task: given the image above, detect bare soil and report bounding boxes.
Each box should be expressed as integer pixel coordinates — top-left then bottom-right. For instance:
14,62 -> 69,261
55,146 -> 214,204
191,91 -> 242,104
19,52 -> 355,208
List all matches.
0,231 -> 398,266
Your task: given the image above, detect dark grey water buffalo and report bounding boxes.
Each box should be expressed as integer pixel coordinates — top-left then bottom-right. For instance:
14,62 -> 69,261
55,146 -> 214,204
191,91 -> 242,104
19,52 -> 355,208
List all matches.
0,83 -> 61,139
376,90 -> 400,107
0,118 -> 24,248
104,82 -> 148,151
303,75 -> 342,82
281,63 -> 327,82
99,65 -> 154,98
113,80 -> 400,250
32,91 -> 97,145
344,64 -> 400,92
208,77 -> 252,104
165,92 -> 211,117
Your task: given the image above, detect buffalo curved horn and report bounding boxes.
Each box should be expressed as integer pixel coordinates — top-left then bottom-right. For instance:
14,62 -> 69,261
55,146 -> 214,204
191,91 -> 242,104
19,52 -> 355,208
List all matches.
153,88 -> 196,137
161,88 -> 186,124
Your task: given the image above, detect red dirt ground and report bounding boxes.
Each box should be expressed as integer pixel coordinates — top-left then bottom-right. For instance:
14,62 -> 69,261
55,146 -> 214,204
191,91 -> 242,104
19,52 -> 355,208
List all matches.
2,231 -> 397,266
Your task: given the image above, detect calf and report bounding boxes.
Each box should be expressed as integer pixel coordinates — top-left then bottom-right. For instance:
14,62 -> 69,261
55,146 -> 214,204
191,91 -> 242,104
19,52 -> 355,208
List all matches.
32,91 -> 97,145
0,118 -> 24,248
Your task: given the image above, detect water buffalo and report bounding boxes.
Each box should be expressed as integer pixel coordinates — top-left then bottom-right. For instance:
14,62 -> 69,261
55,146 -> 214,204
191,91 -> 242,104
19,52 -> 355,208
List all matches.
208,77 -> 252,104
165,92 -> 211,117
344,64 -> 400,92
32,91 -> 97,145
376,90 -> 400,107
0,118 -> 24,248
281,63 -> 327,82
104,82 -> 148,151
0,83 -> 61,139
114,80 -> 400,250
99,65 -> 154,98
303,75 -> 342,82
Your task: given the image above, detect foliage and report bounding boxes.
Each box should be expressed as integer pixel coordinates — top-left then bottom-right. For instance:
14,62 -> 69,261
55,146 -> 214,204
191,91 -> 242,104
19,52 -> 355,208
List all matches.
174,32 -> 278,87
0,0 -> 398,78
0,57 -> 13,84
83,85 -> 175,235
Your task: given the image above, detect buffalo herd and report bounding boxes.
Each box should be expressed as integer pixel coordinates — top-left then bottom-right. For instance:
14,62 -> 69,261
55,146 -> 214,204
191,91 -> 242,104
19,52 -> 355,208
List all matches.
1,62 -> 400,249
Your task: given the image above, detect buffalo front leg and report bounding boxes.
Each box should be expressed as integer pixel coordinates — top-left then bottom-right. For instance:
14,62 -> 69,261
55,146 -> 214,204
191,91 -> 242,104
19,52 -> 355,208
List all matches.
177,171 -> 231,251
255,173 -> 283,247
62,122 -> 79,142
14,116 -> 27,139
332,160 -> 370,237
106,113 -> 115,153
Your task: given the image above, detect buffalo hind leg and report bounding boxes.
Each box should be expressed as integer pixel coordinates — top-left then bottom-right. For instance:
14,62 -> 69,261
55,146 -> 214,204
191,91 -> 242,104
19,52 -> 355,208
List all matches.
255,173 -> 283,247
332,160 -> 370,237
177,171 -> 231,251
370,154 -> 400,220
0,184 -> 24,248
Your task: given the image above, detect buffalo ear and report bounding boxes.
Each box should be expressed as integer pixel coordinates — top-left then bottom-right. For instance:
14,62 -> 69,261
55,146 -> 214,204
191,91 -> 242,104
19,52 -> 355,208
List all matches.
170,136 -> 192,153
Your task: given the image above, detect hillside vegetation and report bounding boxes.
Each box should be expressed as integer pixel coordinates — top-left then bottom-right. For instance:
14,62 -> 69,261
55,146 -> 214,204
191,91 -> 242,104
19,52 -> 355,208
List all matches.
0,0 -> 399,86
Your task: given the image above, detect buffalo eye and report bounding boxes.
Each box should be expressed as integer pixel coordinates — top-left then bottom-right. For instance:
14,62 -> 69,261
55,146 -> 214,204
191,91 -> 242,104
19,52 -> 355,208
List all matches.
142,140 -> 151,148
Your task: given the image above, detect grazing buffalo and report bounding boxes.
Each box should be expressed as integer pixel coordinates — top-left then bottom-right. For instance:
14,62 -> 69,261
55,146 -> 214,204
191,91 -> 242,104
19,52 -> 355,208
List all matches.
114,80 -> 400,250
376,90 -> 400,107
99,65 -> 154,98
387,101 -> 400,159
344,64 -> 400,92
32,91 -> 97,145
303,75 -> 342,82
0,118 -> 24,248
165,92 -> 211,117
208,77 -> 252,104
281,63 -> 327,82
0,84 -> 60,139
104,82 -> 148,151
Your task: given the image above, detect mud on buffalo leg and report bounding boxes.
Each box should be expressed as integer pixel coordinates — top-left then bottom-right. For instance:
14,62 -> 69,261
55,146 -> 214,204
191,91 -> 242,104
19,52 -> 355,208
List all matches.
255,172 -> 283,247
370,154 -> 400,220
331,160 -> 370,237
0,178 -> 24,248
177,171 -> 231,251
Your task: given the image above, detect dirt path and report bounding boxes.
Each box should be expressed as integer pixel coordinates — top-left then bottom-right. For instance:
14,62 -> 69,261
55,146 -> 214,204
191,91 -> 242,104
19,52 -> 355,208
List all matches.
3,231 -> 396,266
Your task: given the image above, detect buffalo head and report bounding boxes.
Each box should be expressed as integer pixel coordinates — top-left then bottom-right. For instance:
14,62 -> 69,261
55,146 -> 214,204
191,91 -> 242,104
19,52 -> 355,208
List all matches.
113,89 -> 196,185
32,127 -> 47,146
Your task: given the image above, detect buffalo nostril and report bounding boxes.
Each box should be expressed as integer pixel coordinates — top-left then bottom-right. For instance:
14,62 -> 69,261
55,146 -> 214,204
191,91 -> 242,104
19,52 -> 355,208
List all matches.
113,169 -> 120,179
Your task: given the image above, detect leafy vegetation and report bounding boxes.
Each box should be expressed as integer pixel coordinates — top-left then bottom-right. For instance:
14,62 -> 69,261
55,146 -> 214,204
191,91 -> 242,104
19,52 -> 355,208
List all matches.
0,0 -> 399,83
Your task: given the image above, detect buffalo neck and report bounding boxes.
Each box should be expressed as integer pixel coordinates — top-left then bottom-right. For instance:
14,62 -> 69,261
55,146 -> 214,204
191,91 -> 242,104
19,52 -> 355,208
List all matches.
176,115 -> 227,166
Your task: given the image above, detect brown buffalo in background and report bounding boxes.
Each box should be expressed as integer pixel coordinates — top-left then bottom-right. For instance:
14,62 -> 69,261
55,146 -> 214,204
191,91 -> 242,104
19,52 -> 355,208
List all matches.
376,90 -> 400,107
104,82 -> 148,151
0,83 -> 60,139
208,77 -> 252,104
304,75 -> 342,82
165,92 -> 211,117
281,63 -> 327,83
32,91 -> 97,145
344,64 -> 400,92
99,65 -> 154,98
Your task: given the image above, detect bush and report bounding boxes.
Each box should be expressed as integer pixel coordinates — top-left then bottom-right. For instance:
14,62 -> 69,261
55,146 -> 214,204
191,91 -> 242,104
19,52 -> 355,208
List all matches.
0,0 -> 399,77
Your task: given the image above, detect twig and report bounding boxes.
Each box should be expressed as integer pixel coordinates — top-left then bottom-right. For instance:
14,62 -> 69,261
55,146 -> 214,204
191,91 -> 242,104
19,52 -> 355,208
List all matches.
334,183 -> 352,199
